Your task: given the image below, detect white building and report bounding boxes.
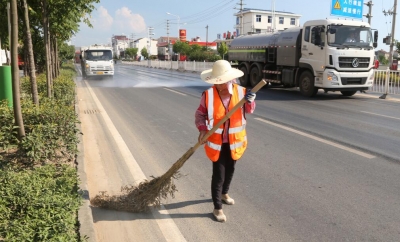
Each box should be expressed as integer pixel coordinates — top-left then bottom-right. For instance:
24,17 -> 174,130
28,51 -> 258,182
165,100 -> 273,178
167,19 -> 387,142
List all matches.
234,8 -> 301,35
111,35 -> 129,58
133,37 -> 158,59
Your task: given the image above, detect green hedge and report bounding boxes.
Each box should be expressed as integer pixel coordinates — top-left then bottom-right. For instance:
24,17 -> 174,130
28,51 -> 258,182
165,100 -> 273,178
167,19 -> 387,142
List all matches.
0,165 -> 82,241
1,66 -> 79,164
0,63 -> 84,241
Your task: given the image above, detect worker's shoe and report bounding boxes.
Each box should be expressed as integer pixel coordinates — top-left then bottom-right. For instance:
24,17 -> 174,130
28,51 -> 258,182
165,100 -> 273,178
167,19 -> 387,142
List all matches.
213,209 -> 227,222
222,194 -> 235,205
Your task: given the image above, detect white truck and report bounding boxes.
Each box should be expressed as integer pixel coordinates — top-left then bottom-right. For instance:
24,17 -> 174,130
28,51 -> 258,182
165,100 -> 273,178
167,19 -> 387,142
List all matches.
80,44 -> 114,79
228,19 -> 378,97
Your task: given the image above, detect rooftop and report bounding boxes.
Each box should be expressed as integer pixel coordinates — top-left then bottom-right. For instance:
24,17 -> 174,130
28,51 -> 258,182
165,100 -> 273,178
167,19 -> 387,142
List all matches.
236,8 -> 301,16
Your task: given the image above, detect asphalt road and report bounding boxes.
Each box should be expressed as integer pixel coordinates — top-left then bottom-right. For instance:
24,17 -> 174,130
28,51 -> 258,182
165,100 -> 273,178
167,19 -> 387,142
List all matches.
77,63 -> 400,242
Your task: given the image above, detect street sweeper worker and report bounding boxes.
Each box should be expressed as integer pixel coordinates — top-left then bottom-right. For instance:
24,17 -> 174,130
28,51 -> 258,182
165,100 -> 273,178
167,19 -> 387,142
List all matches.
195,60 -> 256,222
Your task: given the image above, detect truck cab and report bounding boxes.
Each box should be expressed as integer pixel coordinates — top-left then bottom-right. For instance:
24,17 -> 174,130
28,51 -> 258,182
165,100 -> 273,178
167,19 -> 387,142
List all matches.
300,19 -> 378,96
81,45 -> 114,79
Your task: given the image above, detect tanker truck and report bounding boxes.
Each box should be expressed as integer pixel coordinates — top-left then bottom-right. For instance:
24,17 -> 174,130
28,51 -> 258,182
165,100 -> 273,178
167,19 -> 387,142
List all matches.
228,19 -> 378,97
80,44 -> 114,79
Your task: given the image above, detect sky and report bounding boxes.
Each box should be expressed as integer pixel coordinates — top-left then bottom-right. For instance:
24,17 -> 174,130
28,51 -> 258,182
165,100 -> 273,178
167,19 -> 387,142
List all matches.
72,0 -> 397,52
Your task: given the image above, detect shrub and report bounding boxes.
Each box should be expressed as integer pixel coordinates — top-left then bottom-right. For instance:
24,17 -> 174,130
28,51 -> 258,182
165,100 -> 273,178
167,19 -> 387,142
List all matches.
0,63 -> 84,241
0,165 -> 82,241
0,101 -> 18,150
5,65 -> 79,164
206,54 -> 222,62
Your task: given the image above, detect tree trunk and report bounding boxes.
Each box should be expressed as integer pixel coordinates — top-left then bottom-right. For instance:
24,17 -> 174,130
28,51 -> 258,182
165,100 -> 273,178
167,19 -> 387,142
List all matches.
22,0 -> 39,105
54,38 -> 59,77
11,0 -> 25,139
48,26 -> 53,88
42,0 -> 52,98
51,37 -> 56,79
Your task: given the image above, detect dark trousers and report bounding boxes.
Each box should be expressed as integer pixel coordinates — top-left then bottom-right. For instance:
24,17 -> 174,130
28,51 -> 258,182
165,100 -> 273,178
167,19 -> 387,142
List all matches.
212,143 -> 237,210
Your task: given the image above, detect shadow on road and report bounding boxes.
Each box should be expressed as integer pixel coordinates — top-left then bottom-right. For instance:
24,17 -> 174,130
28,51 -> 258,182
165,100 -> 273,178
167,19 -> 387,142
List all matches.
91,198 -> 213,222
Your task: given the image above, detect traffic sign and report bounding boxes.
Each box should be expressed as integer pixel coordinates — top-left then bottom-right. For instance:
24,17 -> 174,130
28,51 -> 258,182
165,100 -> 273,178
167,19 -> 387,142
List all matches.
331,0 -> 364,19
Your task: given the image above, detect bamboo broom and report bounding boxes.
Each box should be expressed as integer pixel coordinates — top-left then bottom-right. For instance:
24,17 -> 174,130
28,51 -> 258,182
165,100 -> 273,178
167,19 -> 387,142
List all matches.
90,79 -> 267,213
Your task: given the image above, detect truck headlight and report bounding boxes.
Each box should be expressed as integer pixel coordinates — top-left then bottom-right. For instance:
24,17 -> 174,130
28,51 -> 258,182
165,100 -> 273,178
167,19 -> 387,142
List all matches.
327,72 -> 338,82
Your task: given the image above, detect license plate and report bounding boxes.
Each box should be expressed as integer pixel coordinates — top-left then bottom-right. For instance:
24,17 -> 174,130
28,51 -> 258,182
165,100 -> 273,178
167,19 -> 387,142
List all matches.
97,71 -> 104,75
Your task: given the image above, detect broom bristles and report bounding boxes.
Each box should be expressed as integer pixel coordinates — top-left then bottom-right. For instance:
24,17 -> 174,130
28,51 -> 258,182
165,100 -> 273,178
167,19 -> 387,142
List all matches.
90,147 -> 195,213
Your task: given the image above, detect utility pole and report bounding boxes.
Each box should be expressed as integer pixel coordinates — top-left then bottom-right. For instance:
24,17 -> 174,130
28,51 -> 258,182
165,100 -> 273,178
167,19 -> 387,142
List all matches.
206,25 -> 208,50
383,0 -> 397,69
130,33 -> 135,48
363,1 -> 373,25
166,20 -> 170,60
380,0 -> 397,99
148,27 -> 154,65
271,0 -> 276,32
235,0 -> 245,36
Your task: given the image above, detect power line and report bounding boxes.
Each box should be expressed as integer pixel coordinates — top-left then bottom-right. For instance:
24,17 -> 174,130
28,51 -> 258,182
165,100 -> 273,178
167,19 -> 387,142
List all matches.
185,3 -> 236,24
180,0 -> 234,21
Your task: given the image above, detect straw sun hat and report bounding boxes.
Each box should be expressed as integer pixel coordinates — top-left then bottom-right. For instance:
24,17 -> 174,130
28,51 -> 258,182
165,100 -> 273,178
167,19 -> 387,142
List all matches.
200,60 -> 244,84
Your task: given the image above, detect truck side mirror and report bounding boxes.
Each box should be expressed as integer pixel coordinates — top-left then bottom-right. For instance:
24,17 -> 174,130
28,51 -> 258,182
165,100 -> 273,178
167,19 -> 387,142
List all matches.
374,31 -> 378,43
373,43 -> 377,48
79,55 -> 82,60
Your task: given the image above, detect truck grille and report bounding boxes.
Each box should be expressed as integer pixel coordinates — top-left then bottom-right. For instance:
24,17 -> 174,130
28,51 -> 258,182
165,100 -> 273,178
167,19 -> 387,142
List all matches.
338,57 -> 370,68
341,77 -> 367,85
90,65 -> 112,71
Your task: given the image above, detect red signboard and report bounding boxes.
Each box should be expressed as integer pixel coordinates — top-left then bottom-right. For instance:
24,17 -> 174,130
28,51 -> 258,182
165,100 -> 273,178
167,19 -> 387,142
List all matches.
179,29 -> 187,41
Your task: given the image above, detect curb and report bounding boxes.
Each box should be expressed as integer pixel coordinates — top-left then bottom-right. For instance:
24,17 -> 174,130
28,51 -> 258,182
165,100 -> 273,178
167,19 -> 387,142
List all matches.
75,78 -> 97,242
355,92 -> 400,102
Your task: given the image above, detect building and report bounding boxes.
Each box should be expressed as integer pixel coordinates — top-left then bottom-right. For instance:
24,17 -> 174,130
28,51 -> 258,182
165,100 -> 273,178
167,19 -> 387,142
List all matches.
133,37 -> 158,59
234,8 -> 301,35
375,49 -> 389,59
157,36 -> 217,61
112,35 -> 129,58
157,37 -> 179,60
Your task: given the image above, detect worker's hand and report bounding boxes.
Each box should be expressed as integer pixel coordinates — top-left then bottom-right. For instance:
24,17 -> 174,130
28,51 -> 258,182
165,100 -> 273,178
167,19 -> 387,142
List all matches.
198,131 -> 207,145
245,92 -> 256,103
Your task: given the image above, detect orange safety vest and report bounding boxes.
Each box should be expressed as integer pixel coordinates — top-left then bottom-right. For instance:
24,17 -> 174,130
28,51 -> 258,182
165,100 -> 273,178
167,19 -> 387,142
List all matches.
204,84 -> 247,162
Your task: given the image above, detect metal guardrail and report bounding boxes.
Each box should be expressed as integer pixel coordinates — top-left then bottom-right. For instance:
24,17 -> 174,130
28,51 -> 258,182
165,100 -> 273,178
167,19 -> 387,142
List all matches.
122,60 -> 214,73
370,68 -> 400,97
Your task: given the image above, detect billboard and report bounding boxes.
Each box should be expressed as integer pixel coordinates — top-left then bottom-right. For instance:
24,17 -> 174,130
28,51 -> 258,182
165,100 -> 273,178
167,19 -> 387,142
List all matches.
331,0 -> 364,19
179,29 -> 187,41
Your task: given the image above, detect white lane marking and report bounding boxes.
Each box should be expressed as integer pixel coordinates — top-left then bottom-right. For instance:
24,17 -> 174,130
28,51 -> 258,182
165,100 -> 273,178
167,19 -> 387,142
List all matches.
254,118 -> 376,159
163,88 -> 187,96
360,111 -> 400,121
85,81 -> 187,242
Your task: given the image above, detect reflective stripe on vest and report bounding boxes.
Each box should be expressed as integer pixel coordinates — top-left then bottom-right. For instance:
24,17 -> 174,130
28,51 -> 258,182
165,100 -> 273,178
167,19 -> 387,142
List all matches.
204,84 -> 247,162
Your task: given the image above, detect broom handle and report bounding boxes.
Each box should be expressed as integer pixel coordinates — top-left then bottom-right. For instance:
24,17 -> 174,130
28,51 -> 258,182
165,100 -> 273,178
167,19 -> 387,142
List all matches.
192,79 -> 267,151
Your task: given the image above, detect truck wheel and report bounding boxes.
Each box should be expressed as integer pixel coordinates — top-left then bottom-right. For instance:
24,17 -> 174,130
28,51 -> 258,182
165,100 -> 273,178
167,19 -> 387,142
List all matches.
340,91 -> 357,96
239,66 -> 249,86
299,71 -> 318,97
250,66 -> 262,87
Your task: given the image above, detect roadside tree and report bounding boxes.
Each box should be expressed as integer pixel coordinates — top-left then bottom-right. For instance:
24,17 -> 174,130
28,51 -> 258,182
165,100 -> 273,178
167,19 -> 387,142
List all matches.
141,47 -> 149,59
217,42 -> 228,59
